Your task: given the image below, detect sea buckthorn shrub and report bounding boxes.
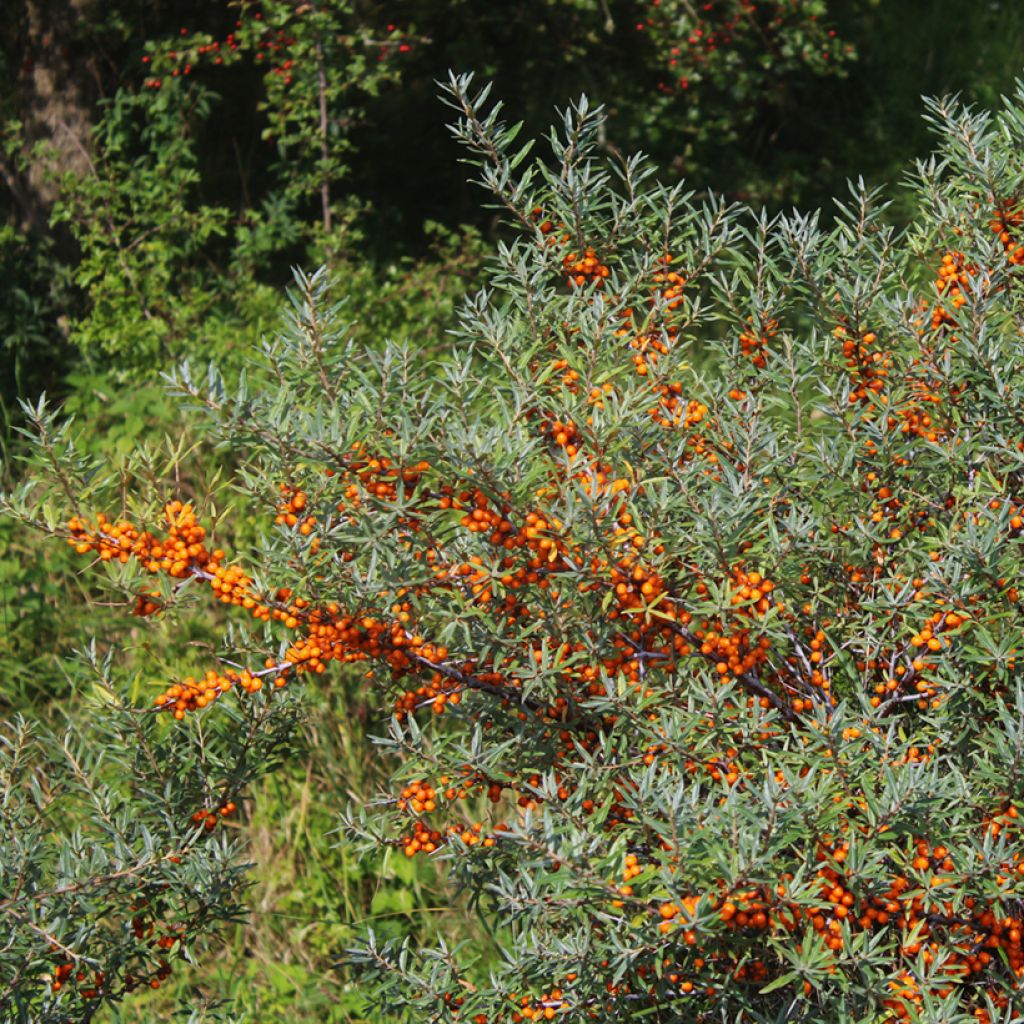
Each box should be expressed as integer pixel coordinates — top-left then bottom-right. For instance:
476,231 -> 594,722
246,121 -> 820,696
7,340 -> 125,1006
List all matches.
9,74 -> 1024,1022
0,651 -> 299,1022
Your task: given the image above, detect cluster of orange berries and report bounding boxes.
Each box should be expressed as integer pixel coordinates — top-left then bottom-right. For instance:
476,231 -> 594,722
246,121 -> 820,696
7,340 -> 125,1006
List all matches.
684,748 -> 742,786
532,420 -> 633,503
69,503 -> 254,613
591,555 -> 784,704
65,513 -> 136,563
425,555 -> 489,616
718,888 -> 781,934
132,588 -> 163,616
563,247 -> 610,288
398,811 -> 494,859
118,901 -> 183,991
985,801 -> 1020,838
276,485 -> 316,535
507,987 -> 569,1021
50,961 -> 74,992
530,205 -> 555,235
609,555 -> 670,614
651,257 -> 686,311
933,250 -> 971,318
190,800 -> 237,831
828,833 -> 1024,1012
454,488 -> 576,579
649,382 -> 706,430
834,326 -> 891,405
924,206 -> 1022,346
67,499 -> 480,722
787,624 -> 832,708
68,488 -> 814,757
863,471 -> 905,532
123,959 -> 173,993
447,821 -> 494,849
865,852 -> 1024,1017
587,380 -> 615,408
610,256 -> 685,377
888,374 -> 945,440
344,451 -> 431,508
68,502 -> 211,578
539,243 -> 718,504
397,779 -> 437,815
738,316 -> 777,369
989,206 -> 1024,261
51,961 -> 106,997
154,668 -> 264,719
618,325 -> 672,377
400,818 -> 444,857
547,357 -> 581,393
901,605 -> 966,708
440,769 -> 486,802
910,606 -> 965,653
656,894 -> 701,939
685,570 -> 776,685
539,416 -> 580,457
724,565 -> 776,616
621,851 -> 644,885
390,649 -> 459,719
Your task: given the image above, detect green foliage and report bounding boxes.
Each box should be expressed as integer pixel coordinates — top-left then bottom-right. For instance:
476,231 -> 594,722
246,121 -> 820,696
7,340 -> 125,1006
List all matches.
0,119 -> 72,408
26,0 -> 402,378
2,0 -> 860,386
619,0 -> 856,197
44,83 -> 233,368
0,515 -> 85,710
9,2 -> 1024,1021
12,73 -> 1024,1020
0,663 -> 296,1023
0,223 -> 68,409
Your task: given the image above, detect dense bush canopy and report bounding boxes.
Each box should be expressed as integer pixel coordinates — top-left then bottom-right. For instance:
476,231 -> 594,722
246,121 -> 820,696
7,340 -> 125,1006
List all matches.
7,3 -> 1024,1023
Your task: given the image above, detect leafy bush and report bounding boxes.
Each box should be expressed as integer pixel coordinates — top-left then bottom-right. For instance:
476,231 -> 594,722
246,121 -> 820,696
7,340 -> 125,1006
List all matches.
0,663 -> 287,1022
11,71 -> 1024,1023
33,0 -> 398,377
